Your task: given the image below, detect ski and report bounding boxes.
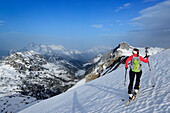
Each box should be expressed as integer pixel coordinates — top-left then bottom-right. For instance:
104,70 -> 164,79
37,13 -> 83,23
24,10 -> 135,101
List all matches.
126,93 -> 137,105
126,99 -> 132,105
132,95 -> 136,100
126,96 -> 135,105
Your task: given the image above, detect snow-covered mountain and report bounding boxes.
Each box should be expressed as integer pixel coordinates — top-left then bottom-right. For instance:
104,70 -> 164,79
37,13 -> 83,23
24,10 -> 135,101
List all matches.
97,42 -> 163,65
19,48 -> 170,113
7,43 -> 111,78
69,42 -> 164,90
0,50 -> 81,113
85,42 -> 164,83
0,51 -> 78,99
0,42 -> 165,113
21,43 -> 111,62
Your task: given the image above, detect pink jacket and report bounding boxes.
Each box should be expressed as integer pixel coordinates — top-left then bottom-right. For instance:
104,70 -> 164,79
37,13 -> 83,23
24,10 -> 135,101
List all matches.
125,54 -> 149,69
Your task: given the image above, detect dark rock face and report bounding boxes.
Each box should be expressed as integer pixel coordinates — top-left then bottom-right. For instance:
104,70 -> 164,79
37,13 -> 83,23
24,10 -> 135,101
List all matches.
85,42 -> 132,83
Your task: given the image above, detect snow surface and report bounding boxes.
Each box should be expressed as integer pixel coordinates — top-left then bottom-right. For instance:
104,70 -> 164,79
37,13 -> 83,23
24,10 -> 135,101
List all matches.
0,94 -> 40,113
75,70 -> 85,77
67,79 -> 86,91
0,63 -> 24,97
92,54 -> 102,63
20,49 -> 170,113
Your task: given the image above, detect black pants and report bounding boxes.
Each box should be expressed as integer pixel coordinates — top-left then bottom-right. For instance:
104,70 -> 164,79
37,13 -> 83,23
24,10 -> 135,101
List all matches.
128,70 -> 142,94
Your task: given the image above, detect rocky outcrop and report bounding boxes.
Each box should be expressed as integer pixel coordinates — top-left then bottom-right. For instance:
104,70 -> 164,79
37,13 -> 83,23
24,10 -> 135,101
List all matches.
85,42 -> 132,83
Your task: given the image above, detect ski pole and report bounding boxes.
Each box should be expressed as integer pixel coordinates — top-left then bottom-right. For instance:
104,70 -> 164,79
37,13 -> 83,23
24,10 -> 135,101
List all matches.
148,61 -> 155,87
145,47 -> 155,87
148,61 -> 151,71
122,68 -> 127,101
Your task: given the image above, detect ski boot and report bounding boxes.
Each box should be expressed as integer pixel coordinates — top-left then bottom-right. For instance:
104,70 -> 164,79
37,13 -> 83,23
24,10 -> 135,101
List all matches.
126,94 -> 133,105
132,89 -> 138,100
129,94 -> 133,101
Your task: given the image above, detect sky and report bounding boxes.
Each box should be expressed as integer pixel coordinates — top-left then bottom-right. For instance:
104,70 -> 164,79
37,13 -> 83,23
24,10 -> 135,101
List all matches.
0,0 -> 170,53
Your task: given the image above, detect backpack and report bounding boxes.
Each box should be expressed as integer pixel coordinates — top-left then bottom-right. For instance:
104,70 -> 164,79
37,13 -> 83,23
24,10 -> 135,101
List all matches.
130,56 -> 142,72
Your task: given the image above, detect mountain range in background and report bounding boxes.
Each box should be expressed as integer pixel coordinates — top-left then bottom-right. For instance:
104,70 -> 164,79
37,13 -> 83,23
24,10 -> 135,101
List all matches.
18,43 -> 111,62
20,48 -> 170,113
0,43 -> 112,62
0,42 -> 165,113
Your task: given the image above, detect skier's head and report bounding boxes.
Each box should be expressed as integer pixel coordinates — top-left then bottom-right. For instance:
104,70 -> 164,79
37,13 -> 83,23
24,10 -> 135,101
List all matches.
132,48 -> 139,56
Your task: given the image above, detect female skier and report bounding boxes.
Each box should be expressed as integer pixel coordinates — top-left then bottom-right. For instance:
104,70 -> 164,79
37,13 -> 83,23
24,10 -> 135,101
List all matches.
125,48 -> 149,100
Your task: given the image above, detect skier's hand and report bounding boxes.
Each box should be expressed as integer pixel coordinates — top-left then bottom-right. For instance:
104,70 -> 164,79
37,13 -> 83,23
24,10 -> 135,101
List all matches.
146,55 -> 150,58
125,67 -> 128,70
144,55 -> 150,58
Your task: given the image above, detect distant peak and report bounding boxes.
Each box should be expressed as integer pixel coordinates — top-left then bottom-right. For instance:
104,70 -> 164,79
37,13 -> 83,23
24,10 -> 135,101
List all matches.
48,45 -> 66,51
118,42 -> 132,50
119,42 -> 130,46
28,42 -> 38,47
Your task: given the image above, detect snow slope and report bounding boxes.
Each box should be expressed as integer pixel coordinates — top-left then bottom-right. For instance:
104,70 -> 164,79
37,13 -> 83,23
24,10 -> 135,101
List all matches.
20,49 -> 170,113
0,50 -> 80,113
0,94 -> 40,113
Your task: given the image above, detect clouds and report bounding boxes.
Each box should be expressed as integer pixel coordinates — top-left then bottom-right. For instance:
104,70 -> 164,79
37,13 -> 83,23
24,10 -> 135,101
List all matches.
144,0 -> 157,2
132,0 -> 170,30
0,32 -> 51,50
100,0 -> 170,48
0,20 -> 5,26
90,24 -> 103,29
132,0 -> 170,31
128,0 -> 170,47
115,3 -> 131,12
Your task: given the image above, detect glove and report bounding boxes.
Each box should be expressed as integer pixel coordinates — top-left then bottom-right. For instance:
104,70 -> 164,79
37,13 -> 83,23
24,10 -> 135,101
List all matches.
144,55 -> 150,58
145,55 -> 150,58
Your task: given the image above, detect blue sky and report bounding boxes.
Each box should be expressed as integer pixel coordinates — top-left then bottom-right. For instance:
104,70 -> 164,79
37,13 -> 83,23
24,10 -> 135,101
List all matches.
0,0 -> 169,52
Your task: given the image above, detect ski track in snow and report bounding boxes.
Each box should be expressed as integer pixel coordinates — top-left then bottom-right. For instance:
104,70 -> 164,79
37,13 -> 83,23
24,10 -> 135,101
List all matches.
19,49 -> 170,113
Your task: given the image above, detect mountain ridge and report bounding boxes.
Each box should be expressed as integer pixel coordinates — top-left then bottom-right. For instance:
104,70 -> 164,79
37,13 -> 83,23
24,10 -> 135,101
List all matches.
19,48 -> 170,113
19,43 -> 112,62
0,42 -> 165,113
